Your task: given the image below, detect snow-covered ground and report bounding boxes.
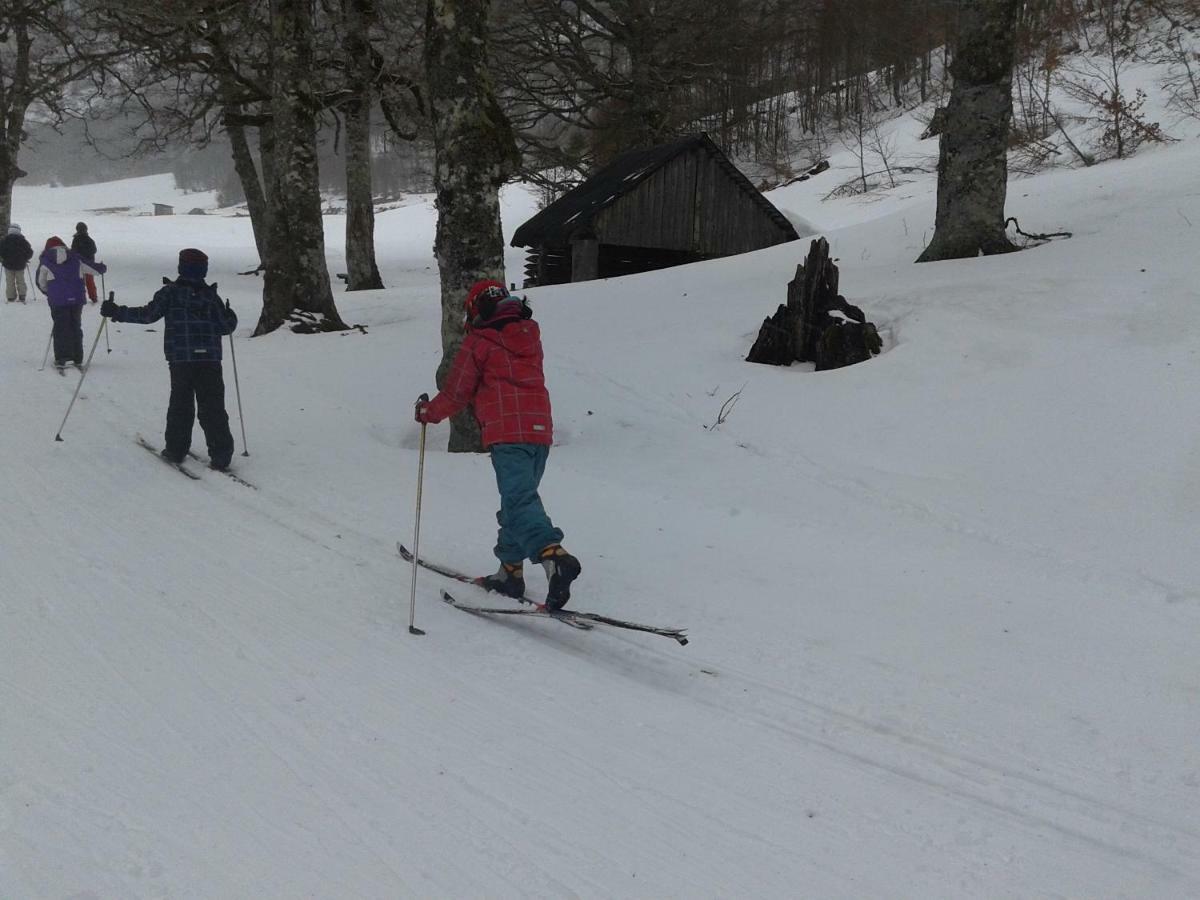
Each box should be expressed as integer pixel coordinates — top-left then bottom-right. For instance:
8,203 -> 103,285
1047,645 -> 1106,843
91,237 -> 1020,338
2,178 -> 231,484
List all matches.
3,106 -> 1200,897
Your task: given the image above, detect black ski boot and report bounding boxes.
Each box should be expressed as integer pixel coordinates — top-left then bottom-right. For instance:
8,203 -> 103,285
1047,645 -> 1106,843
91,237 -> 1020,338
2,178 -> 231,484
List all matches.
540,545 -> 581,610
479,561 -> 525,599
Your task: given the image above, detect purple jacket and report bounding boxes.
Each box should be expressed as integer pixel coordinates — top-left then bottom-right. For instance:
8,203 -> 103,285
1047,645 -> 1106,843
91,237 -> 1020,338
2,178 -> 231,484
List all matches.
36,245 -> 106,308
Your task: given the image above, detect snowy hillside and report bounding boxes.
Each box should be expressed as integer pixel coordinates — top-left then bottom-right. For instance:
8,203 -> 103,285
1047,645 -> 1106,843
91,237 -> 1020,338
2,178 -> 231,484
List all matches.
3,108 -> 1200,896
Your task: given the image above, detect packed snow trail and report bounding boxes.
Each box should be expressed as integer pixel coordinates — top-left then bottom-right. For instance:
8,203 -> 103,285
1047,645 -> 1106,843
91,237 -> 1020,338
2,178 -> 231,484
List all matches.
2,134 -> 1200,898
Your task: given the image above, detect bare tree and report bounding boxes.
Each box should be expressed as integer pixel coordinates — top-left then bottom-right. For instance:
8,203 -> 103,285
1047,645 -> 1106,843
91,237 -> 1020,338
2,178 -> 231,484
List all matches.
0,1 -> 132,231
328,0 -> 428,289
487,0 -> 953,195
93,1 -> 274,258
97,1 -> 362,332
1010,0 -> 1097,168
425,0 -> 519,451
918,0 -> 1022,262
1059,0 -> 1169,160
836,74 -> 901,193
493,0 -> 733,182
256,0 -> 347,334
1146,0 -> 1200,119
339,0 -> 385,291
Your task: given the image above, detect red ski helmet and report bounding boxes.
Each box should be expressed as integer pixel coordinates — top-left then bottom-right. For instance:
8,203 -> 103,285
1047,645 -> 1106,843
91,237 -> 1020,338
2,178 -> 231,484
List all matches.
465,279 -> 508,324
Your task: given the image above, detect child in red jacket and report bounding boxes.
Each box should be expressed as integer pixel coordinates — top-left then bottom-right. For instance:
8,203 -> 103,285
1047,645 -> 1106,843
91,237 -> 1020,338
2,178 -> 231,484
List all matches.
415,280 -> 581,608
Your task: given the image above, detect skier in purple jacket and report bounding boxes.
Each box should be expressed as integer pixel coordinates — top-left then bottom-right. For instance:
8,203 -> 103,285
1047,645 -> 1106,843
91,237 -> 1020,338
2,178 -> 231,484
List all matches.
35,236 -> 106,368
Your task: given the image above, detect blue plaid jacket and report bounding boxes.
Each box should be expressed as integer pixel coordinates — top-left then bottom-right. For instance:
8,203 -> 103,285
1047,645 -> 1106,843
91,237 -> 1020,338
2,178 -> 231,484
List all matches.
109,278 -> 237,363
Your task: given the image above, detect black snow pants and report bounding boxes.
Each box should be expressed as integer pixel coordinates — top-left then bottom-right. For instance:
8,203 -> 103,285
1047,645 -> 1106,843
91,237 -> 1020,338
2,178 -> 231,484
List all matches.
165,361 -> 235,467
50,304 -> 84,364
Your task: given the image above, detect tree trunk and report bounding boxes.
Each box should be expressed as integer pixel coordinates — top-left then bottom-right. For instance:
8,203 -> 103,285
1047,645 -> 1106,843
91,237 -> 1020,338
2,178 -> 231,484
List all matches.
917,0 -> 1021,262
343,0 -> 384,291
425,0 -> 520,452
258,116 -> 279,226
0,160 -> 21,236
0,25 -> 31,236
255,0 -> 348,335
225,110 -> 269,264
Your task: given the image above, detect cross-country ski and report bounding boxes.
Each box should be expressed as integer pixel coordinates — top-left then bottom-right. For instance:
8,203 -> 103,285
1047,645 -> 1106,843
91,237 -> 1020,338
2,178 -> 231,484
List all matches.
440,590 -> 595,631
186,450 -> 257,489
401,543 -> 688,643
135,434 -> 201,480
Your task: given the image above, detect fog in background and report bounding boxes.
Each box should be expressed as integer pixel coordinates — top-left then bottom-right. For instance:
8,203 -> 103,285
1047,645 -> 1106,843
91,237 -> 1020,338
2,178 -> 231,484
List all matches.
21,107 -> 435,205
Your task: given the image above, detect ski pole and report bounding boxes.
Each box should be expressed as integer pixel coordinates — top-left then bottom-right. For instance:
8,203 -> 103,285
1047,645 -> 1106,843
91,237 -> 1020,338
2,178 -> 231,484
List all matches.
100,271 -> 110,352
55,298 -> 110,441
227,327 -> 249,456
408,393 -> 430,636
37,328 -> 52,371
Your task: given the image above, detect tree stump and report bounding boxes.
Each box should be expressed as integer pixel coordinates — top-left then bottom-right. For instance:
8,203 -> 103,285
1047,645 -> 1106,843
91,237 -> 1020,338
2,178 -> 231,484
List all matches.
746,237 -> 881,371
815,320 -> 882,370
744,303 -> 794,366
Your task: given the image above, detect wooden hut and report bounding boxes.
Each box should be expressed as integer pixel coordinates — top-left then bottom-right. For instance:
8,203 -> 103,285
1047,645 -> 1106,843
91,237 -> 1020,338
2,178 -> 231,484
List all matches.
511,133 -> 800,287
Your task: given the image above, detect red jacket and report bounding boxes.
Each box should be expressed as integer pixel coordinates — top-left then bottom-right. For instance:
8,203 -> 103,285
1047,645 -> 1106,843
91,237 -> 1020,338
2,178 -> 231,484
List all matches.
422,319 -> 553,446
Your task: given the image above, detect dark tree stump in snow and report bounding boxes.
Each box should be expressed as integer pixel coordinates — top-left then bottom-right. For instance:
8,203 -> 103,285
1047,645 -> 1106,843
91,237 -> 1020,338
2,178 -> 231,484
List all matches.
746,237 -> 881,371
815,320 -> 882,370
744,303 -> 794,366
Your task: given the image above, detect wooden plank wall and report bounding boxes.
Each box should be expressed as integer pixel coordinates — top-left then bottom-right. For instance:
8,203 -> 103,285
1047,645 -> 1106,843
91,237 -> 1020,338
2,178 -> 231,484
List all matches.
695,158 -> 792,255
592,151 -> 698,252
594,148 -> 792,256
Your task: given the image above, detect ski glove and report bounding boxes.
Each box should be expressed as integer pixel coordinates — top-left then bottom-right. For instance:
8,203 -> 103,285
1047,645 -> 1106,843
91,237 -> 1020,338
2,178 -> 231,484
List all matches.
100,298 -> 118,318
414,392 -> 432,424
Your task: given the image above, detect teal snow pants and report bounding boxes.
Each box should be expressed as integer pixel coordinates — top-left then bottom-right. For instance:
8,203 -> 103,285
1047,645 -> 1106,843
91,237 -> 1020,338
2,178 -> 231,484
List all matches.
489,443 -> 564,564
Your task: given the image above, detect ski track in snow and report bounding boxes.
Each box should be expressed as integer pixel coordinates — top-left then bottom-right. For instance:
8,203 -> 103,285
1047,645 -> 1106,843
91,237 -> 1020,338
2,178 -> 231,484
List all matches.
5,133 -> 1200,894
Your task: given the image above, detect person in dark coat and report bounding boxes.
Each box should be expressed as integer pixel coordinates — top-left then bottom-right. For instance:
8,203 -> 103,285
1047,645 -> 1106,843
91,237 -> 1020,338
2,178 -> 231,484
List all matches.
71,221 -> 99,302
101,248 -> 239,469
0,224 -> 33,302
35,236 -> 107,366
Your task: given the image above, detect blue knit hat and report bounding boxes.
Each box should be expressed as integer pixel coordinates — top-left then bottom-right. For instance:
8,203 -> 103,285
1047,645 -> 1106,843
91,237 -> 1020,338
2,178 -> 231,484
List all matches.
178,247 -> 208,281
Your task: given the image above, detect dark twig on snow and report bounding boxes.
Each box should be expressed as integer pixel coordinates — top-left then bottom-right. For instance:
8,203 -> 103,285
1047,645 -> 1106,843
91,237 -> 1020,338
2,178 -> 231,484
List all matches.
704,385 -> 745,431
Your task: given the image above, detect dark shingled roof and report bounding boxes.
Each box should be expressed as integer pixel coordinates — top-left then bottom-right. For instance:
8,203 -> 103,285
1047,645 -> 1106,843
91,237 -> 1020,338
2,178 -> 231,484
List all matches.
511,133 -> 799,248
